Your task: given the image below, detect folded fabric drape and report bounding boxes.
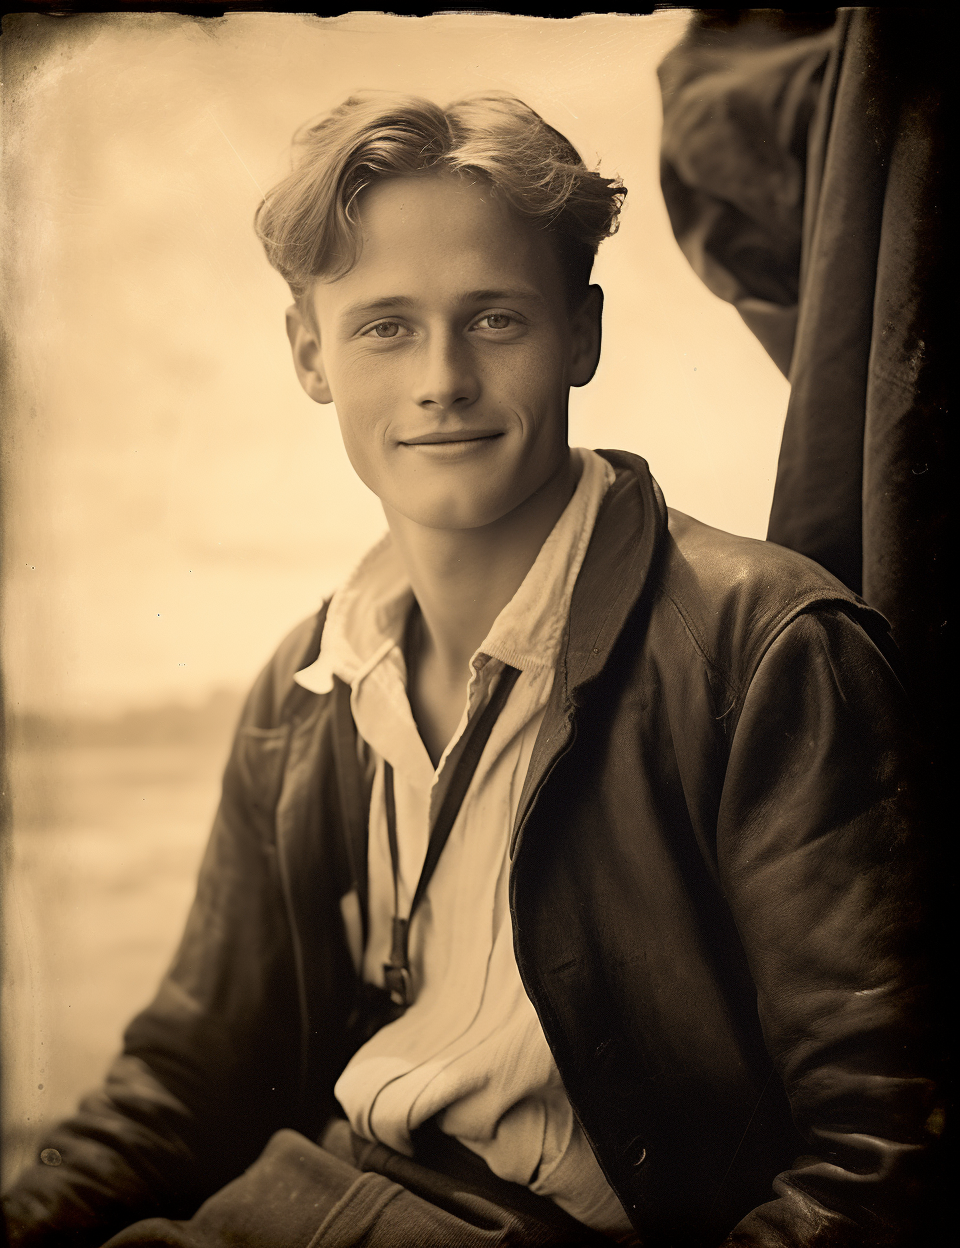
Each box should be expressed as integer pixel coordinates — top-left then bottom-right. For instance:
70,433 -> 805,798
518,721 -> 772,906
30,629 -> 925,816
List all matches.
658,10 -> 947,785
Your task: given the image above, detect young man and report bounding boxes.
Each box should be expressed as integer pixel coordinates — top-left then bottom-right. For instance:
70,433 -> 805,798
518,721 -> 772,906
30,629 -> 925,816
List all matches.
3,95 -> 938,1247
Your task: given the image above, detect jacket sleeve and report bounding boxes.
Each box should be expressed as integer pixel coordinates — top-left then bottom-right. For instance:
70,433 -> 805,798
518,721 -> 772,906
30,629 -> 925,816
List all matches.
715,606 -> 942,1246
1,618 -> 322,1248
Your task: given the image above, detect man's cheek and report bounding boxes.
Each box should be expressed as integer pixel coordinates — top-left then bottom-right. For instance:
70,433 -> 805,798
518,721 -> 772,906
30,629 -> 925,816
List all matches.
334,414 -> 377,486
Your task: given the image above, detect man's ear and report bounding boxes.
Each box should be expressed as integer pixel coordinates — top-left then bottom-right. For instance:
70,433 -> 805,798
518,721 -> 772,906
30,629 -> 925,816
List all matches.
286,304 -> 334,405
568,284 -> 603,389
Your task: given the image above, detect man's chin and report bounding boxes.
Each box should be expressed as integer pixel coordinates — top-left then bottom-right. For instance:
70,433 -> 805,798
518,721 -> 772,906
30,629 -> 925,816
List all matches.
382,488 -> 521,535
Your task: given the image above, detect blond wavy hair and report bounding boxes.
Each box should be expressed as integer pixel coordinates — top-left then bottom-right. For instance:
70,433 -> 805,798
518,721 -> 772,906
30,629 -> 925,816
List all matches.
255,92 -> 626,317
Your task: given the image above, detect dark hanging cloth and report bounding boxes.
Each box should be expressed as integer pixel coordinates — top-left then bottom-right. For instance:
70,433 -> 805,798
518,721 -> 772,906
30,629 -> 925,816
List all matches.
657,8 -> 947,786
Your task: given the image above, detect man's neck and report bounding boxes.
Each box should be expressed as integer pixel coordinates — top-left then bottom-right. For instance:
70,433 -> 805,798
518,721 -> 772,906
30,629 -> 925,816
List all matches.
383,450 -> 581,763
386,450 -> 581,677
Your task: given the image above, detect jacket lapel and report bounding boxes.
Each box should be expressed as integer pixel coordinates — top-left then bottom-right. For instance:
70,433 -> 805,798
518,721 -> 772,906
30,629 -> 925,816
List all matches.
510,452 -> 667,855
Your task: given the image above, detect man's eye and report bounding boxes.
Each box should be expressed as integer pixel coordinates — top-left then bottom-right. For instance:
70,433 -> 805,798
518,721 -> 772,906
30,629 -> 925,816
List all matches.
478,313 -> 513,330
371,321 -> 400,338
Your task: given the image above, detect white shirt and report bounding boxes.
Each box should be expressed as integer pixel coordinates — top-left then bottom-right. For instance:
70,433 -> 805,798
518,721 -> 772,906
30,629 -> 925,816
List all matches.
295,448 -> 634,1236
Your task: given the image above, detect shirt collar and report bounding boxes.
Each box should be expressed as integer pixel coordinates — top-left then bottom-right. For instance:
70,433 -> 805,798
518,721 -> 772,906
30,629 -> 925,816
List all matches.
474,447 -> 614,673
294,447 -> 615,695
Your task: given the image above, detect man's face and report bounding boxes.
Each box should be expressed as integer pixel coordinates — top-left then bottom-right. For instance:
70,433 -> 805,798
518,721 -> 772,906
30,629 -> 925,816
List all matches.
291,172 -> 601,531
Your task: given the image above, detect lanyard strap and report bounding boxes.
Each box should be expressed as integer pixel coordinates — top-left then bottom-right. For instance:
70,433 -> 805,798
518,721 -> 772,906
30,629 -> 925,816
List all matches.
382,662 -> 520,1008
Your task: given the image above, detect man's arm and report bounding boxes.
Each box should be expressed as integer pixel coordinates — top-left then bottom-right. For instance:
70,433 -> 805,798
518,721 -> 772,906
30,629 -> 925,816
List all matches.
716,606 -> 941,1245
2,619 -> 321,1247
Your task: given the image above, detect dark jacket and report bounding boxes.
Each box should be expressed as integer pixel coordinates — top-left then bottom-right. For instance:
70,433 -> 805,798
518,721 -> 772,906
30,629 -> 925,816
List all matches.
2,453 -> 937,1247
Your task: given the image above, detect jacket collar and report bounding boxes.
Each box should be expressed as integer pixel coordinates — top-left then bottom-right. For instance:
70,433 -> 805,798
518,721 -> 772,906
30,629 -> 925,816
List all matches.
510,451 -> 667,853
562,450 -> 666,702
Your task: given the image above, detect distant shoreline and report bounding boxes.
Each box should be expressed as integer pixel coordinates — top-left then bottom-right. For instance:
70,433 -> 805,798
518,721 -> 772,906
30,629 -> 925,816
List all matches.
8,689 -> 245,750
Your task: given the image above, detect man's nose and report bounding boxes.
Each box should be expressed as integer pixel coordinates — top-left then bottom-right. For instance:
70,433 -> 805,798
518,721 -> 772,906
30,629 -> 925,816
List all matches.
412,330 -> 480,410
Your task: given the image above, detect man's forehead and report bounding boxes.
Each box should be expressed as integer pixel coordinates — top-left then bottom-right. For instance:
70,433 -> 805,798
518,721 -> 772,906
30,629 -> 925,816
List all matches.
309,174 -> 567,319
356,177 -> 557,265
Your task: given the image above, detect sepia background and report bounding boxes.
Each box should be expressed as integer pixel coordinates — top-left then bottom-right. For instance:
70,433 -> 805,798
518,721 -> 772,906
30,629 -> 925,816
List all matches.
0,10 -> 790,1182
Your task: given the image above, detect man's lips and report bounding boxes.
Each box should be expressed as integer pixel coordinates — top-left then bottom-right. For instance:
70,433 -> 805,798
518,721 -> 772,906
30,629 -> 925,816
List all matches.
399,430 -> 504,446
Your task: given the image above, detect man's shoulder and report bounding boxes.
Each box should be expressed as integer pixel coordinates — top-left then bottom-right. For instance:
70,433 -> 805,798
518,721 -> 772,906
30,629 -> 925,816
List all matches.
241,606 -> 331,730
596,449 -> 873,630
664,506 -> 854,606
653,506 -> 885,681
578,451 -> 889,696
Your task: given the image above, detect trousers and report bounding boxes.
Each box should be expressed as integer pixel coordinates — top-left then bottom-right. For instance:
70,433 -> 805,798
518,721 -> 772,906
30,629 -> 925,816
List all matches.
99,1119 -> 623,1247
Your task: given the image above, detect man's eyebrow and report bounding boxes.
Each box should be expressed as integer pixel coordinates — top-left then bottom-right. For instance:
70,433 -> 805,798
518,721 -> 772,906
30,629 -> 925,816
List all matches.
340,289 -> 546,320
464,288 -> 546,305
340,296 -> 416,320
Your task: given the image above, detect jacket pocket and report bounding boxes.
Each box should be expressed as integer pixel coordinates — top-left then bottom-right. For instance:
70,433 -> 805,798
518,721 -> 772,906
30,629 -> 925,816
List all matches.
231,725 -> 292,824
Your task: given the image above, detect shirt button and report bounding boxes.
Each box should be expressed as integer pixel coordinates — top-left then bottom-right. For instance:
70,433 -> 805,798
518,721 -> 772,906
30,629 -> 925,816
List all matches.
40,1148 -> 62,1166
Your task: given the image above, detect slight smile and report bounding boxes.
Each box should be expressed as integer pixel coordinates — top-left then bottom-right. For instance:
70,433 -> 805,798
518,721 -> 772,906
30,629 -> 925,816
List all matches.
397,431 -> 505,459
399,430 -> 504,446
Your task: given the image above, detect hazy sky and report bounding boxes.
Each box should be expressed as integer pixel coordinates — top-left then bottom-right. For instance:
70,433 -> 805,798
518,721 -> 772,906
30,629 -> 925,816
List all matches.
3,10 -> 790,716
